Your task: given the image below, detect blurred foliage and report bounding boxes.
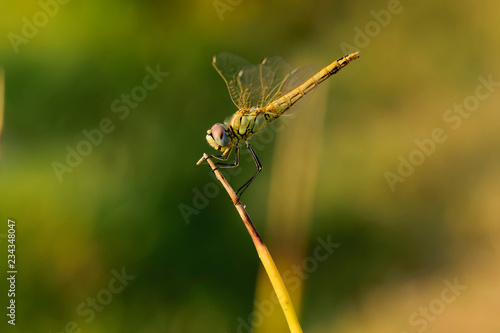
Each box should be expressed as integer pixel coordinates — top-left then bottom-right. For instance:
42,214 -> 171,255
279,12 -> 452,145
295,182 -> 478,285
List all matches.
0,0 -> 499,332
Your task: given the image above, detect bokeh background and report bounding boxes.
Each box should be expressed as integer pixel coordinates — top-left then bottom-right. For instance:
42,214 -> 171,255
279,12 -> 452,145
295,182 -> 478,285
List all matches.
1,0 -> 499,332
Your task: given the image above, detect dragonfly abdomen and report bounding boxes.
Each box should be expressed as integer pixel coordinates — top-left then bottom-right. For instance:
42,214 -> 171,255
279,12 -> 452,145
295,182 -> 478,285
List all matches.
265,52 -> 359,116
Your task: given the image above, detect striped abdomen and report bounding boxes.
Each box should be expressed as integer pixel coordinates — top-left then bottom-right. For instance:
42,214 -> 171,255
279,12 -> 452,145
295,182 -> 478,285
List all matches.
264,52 -> 359,116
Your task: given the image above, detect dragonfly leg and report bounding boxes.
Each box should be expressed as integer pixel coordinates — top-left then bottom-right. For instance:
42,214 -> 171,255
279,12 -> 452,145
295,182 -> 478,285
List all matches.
209,145 -> 239,170
206,145 -> 232,162
235,141 -> 262,199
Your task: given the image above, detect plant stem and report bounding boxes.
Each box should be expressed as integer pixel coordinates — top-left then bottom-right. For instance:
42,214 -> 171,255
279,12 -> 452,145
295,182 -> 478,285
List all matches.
197,153 -> 303,333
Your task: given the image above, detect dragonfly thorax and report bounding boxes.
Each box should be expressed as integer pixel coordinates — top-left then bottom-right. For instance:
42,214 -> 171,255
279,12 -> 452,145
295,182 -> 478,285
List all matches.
206,123 -> 235,155
228,109 -> 271,141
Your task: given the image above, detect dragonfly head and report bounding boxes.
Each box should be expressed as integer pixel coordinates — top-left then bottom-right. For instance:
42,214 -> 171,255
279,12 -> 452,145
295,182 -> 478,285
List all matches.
206,123 -> 233,155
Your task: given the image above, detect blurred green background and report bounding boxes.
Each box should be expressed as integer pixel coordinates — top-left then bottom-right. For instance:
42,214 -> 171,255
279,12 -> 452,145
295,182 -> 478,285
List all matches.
1,0 -> 499,332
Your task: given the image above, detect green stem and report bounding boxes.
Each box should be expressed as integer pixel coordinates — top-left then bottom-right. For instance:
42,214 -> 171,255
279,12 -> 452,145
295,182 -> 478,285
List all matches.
198,154 -> 303,333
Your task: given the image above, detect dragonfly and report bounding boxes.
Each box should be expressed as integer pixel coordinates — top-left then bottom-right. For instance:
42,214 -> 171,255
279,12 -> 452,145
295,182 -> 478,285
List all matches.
198,52 -> 359,199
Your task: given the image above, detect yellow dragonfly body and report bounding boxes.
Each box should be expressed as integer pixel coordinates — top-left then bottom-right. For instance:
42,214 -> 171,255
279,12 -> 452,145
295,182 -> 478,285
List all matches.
200,52 -> 359,198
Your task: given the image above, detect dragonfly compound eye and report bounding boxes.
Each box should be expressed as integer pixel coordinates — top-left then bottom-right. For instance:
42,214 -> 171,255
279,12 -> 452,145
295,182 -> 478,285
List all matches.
211,123 -> 229,147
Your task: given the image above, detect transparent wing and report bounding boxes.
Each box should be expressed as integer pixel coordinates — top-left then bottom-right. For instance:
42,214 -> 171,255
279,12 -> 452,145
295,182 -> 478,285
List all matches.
212,53 -> 252,109
267,64 -> 319,117
213,53 -> 313,110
